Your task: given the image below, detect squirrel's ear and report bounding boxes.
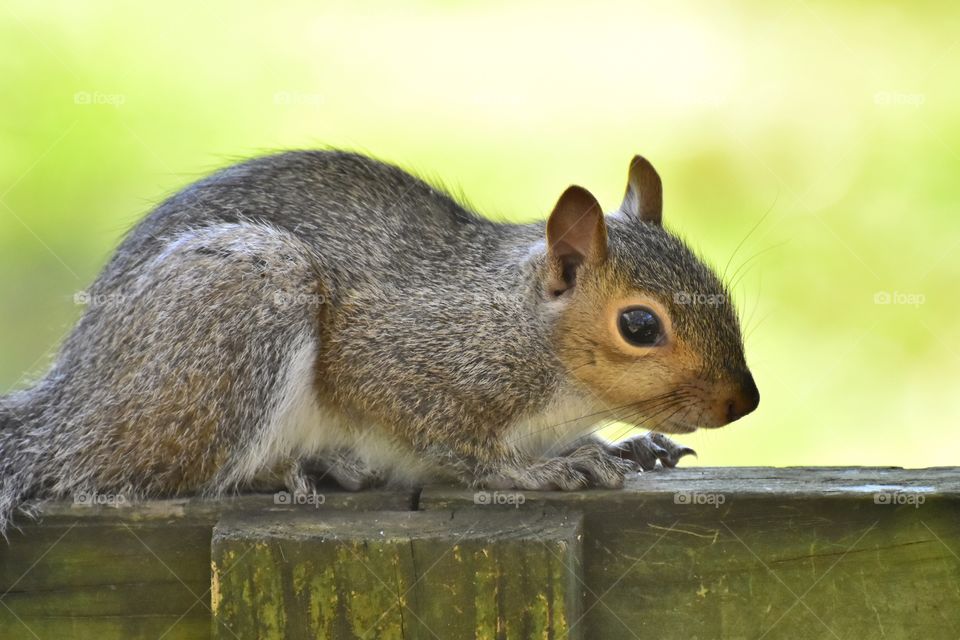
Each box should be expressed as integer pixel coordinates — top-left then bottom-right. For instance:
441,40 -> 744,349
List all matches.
620,155 -> 662,225
546,185 -> 607,295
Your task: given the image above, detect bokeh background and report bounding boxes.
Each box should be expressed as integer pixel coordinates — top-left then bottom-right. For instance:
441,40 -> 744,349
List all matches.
1,1 -> 957,467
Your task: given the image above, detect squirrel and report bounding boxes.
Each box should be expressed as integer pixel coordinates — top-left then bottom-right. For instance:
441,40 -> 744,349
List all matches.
0,150 -> 758,532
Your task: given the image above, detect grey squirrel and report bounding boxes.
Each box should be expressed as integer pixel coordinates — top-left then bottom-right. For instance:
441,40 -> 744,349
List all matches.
0,150 -> 758,532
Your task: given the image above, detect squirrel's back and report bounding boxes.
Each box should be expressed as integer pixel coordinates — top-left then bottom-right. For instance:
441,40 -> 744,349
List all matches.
112,151 -> 512,284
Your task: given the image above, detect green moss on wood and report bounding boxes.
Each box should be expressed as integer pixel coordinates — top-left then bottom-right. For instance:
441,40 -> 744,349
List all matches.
211,510 -> 583,639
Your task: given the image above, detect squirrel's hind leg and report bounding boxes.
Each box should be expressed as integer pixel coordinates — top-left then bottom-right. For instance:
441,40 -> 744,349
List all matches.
47,221 -> 332,499
298,451 -> 386,491
248,452 -> 386,493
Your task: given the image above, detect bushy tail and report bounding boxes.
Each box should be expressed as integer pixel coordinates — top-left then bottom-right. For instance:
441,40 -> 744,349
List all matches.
0,395 -> 42,536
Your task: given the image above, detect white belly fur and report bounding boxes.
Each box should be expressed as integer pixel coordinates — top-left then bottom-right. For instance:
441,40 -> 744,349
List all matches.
225,337 -> 440,489
225,340 -> 605,489
501,389 -> 608,460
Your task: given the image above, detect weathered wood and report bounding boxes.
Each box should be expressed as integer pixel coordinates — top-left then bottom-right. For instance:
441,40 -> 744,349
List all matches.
422,468 -> 960,640
0,491 -> 417,640
1,469 -> 958,639
211,509 -> 583,640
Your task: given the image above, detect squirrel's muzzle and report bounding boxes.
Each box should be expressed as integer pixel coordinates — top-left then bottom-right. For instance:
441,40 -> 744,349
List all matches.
724,371 -> 760,423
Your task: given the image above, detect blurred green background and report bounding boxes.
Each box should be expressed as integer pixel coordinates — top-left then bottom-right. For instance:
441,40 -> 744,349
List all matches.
1,1 -> 957,467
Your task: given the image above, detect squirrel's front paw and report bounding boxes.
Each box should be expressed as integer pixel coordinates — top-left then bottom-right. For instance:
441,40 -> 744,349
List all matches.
488,443 -> 637,491
608,433 -> 695,470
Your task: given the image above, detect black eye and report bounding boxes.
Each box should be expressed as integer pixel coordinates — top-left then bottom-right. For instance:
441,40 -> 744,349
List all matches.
618,307 -> 663,346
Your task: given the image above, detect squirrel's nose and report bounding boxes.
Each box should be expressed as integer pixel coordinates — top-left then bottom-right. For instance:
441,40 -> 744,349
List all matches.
724,371 -> 759,423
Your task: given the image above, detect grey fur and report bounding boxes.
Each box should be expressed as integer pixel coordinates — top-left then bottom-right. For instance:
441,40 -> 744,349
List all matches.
0,150 -> 751,532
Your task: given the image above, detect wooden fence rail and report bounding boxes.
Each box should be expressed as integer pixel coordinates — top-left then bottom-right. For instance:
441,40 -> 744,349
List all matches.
1,467 -> 957,639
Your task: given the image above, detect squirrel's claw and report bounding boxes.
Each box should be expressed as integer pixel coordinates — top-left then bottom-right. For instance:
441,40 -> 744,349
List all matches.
609,433 -> 696,471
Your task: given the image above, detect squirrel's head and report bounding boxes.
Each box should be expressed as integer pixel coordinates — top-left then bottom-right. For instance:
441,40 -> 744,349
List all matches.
542,155 -> 759,434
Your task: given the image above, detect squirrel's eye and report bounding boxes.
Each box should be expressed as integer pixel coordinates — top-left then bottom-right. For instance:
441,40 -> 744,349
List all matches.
618,307 -> 663,347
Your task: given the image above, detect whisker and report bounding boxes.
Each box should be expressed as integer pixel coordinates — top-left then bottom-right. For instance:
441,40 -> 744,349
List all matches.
537,395 -> 687,457
571,398 -> 687,447
729,239 -> 789,292
540,393 -> 691,458
660,406 -> 689,431
745,309 -> 773,341
742,270 -> 762,334
722,193 -> 778,283
504,391 -> 685,447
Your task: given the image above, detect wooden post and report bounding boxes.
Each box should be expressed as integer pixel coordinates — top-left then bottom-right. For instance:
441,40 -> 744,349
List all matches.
211,509 -> 583,639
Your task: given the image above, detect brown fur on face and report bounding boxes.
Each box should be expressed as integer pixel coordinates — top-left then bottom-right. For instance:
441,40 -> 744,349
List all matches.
552,267 -> 712,434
